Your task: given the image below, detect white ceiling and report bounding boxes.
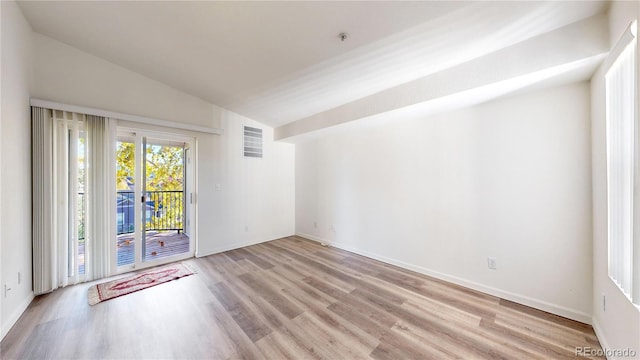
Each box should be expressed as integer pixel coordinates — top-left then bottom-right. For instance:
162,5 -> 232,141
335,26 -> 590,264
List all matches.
18,1 -> 609,129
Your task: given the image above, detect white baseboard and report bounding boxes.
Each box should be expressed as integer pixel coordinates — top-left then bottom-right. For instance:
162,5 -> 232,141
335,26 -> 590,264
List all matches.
1,293 -> 35,341
295,232 -> 325,244
591,317 -> 611,357
296,232 -> 592,324
196,233 -> 295,258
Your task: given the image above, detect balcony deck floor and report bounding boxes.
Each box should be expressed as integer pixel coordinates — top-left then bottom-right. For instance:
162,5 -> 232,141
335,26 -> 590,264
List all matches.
118,231 -> 190,266
78,231 -> 190,273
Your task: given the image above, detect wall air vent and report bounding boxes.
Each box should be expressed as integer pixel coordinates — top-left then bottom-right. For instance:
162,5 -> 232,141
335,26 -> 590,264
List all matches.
243,126 -> 263,158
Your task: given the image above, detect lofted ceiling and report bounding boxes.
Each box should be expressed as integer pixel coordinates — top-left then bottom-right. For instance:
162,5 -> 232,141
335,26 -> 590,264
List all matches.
18,1 -> 609,132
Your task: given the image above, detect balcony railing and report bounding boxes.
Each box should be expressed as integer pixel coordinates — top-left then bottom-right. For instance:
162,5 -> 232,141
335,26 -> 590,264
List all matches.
78,190 -> 184,239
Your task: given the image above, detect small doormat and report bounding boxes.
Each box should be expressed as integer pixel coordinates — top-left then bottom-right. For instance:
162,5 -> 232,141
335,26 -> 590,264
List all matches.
88,263 -> 194,305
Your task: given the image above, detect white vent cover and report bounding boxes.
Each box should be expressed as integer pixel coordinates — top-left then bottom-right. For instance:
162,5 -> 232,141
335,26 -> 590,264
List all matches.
244,126 -> 263,158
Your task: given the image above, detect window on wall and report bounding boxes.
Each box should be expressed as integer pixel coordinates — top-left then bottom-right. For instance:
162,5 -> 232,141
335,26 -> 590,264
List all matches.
606,30 -> 638,305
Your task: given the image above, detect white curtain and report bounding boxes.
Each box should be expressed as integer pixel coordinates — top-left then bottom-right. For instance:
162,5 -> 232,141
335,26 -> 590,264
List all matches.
32,108 -> 115,294
85,115 -> 116,281
606,38 -> 637,303
32,107 -> 55,294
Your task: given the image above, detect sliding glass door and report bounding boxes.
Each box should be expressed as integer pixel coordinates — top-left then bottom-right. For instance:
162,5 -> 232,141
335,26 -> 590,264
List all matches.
115,138 -> 136,267
142,137 -> 189,262
115,131 -> 194,272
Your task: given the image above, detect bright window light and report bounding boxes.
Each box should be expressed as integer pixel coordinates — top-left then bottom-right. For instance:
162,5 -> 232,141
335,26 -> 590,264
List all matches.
606,37 -> 638,304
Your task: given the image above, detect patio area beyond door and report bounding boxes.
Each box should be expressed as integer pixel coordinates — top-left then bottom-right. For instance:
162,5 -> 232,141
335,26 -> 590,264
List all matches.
115,131 -> 194,271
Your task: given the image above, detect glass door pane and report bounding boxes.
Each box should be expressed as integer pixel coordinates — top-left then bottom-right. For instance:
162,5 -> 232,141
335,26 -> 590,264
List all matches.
73,128 -> 86,276
143,139 -> 189,262
116,139 -> 136,267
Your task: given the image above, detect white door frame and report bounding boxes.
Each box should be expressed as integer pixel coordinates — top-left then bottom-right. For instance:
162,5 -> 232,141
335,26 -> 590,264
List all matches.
113,127 -> 196,274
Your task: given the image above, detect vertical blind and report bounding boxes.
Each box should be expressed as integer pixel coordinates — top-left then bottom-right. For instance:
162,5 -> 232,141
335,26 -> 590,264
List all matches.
53,110 -> 84,288
606,38 -> 638,304
32,108 -> 115,294
32,107 -> 55,294
85,115 -> 115,281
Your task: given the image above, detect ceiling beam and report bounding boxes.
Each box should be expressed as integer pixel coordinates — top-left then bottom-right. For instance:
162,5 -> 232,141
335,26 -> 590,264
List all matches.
275,14 -> 608,141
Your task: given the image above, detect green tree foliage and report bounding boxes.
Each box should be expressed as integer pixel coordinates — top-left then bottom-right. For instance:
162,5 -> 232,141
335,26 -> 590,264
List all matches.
116,142 -> 135,190
116,141 -> 184,231
145,144 -> 183,191
116,142 -> 184,191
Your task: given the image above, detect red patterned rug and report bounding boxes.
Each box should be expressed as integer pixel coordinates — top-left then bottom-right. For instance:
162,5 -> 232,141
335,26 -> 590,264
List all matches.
88,263 -> 194,305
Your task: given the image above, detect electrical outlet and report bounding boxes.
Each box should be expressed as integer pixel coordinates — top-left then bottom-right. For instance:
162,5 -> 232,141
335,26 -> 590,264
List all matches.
487,257 -> 497,270
17,272 -> 21,284
313,221 -> 317,229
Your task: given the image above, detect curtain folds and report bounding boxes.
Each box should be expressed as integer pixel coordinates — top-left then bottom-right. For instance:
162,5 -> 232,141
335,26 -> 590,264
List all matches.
85,115 -> 114,281
606,37 -> 638,304
54,112 -> 84,288
32,107 -> 55,295
32,108 -> 115,293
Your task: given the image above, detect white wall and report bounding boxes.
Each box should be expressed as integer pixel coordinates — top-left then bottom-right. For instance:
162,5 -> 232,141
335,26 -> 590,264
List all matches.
32,34 -> 218,129
590,1 -> 640,357
29,29 -> 295,259
116,115 -> 295,259
1,0 -> 4,342
0,0 -> 3,341
296,82 -> 593,322
0,0 -> 35,339
196,111 -> 295,256
0,9 -> 295,341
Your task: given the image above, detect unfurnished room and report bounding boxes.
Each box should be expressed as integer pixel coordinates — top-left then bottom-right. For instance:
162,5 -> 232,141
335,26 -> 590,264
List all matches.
1,1 -> 639,359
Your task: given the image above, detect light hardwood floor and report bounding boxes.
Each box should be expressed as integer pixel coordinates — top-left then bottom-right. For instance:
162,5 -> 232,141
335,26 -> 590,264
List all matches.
1,236 -> 603,359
